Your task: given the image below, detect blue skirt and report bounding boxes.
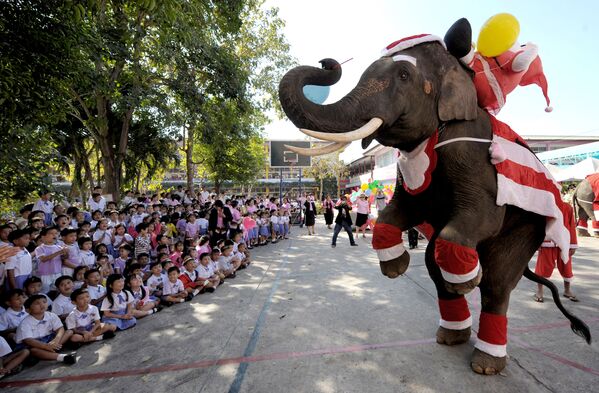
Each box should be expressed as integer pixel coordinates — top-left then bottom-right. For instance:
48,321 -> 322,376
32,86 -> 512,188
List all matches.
102,309 -> 136,330
259,226 -> 270,236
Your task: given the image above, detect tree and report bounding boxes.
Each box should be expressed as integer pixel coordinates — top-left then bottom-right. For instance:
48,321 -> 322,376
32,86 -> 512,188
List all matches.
305,152 -> 348,199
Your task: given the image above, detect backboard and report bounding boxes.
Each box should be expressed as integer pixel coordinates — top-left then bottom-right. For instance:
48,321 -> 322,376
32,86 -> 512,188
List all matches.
270,140 -> 312,168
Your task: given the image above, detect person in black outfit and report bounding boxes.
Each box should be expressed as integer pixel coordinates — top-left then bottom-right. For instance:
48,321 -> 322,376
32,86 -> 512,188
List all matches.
407,228 -> 418,249
303,194 -> 317,235
331,196 -> 357,247
323,194 -> 334,229
208,200 -> 232,247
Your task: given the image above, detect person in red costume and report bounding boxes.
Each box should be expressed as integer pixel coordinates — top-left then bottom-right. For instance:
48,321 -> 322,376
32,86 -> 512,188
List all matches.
445,16 -> 552,115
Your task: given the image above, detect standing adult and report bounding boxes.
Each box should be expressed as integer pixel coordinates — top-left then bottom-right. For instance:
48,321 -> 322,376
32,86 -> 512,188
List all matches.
209,200 -> 231,246
355,193 -> 370,238
303,194 -> 317,235
323,195 -> 335,229
33,190 -> 55,226
331,196 -> 357,247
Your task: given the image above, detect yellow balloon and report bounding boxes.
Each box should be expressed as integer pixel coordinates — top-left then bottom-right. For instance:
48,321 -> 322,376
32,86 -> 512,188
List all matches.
361,184 -> 368,191
477,13 -> 520,57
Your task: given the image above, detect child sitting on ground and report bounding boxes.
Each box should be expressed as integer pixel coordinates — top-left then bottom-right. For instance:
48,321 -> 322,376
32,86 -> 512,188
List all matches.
113,244 -> 132,275
15,295 -> 75,364
67,288 -> 116,344
51,275 -> 76,321
0,336 -> 29,379
162,266 -> 189,305
196,253 -> 221,291
218,244 -> 240,278
100,274 -> 136,331
0,289 -> 28,343
125,274 -> 161,317
83,268 -> 106,307
23,276 -> 53,310
72,266 -> 88,290
179,257 -> 204,297
146,262 -> 166,298
210,248 -> 226,281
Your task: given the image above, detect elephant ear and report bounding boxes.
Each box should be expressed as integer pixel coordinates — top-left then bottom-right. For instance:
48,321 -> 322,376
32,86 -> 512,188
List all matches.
438,66 -> 478,121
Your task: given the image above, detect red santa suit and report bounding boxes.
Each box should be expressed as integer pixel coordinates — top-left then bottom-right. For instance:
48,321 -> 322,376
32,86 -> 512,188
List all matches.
535,203 -> 577,281
463,42 -> 552,114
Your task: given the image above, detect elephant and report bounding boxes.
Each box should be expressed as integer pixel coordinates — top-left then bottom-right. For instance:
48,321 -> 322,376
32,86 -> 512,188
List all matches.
278,19 -> 591,375
573,173 -> 599,237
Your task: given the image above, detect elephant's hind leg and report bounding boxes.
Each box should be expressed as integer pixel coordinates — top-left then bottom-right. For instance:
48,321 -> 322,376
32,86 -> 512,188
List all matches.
472,208 -> 545,375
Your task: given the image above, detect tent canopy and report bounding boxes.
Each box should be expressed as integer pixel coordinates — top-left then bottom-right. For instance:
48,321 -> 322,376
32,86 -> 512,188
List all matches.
552,157 -> 599,182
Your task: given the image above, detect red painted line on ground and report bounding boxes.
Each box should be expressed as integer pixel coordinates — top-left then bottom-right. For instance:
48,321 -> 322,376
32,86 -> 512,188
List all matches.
2,317 -> 596,388
0,337 -> 436,388
511,336 -> 599,376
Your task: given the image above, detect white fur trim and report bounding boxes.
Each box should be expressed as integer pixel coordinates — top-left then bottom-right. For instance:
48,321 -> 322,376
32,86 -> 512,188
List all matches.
439,316 -> 472,330
545,106 -> 553,113
439,261 -> 481,284
461,47 -> 475,65
576,225 -> 588,230
511,42 -> 539,73
376,243 -> 406,262
398,138 -> 430,191
475,339 -> 507,358
563,277 -> 573,282
434,137 -> 492,149
392,54 -> 417,66
476,54 -> 505,113
541,241 -> 555,247
594,210 -> 599,221
382,34 -> 445,57
570,244 -> 578,249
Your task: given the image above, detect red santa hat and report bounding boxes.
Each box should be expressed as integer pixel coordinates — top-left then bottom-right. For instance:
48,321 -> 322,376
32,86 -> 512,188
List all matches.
519,56 -> 553,112
382,34 -> 446,57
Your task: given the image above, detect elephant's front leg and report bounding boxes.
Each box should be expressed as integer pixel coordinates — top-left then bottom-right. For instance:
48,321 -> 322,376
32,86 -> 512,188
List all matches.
373,194 -> 425,278
435,205 -> 504,294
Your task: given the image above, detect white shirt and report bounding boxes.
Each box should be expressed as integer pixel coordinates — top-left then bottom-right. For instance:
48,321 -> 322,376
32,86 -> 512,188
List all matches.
87,284 -> 106,300
6,248 -> 32,277
0,336 -> 12,357
197,218 -> 209,230
0,306 -> 27,330
147,273 -> 167,290
218,255 -> 235,271
52,294 -> 75,316
100,290 -> 134,312
271,216 -> 280,225
196,263 -> 215,280
33,199 -> 54,214
113,234 -> 133,248
130,213 -> 148,228
16,311 -> 62,343
66,305 -> 100,330
93,229 -> 113,246
80,250 -> 96,267
88,196 -> 106,212
162,279 -> 184,295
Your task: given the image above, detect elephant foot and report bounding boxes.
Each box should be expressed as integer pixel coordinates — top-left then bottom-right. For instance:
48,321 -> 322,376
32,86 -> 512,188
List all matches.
470,348 -> 507,375
443,268 -> 482,295
576,228 -> 590,237
379,251 -> 410,279
436,326 -> 471,346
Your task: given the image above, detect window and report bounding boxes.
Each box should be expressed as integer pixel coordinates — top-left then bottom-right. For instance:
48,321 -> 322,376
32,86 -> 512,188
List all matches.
376,151 -> 396,167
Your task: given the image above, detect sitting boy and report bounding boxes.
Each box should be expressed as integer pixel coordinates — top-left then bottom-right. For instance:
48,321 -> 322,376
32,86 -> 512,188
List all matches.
15,295 -> 76,364
67,288 -> 116,344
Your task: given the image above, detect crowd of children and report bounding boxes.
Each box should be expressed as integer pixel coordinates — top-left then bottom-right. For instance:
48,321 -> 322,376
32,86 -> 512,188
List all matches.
0,187 -> 293,380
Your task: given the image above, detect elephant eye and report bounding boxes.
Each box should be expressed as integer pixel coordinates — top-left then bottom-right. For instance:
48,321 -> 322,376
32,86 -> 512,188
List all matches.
399,71 -> 408,80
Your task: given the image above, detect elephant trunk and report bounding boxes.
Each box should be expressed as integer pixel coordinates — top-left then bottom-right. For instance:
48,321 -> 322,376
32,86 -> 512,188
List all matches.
278,59 -> 381,136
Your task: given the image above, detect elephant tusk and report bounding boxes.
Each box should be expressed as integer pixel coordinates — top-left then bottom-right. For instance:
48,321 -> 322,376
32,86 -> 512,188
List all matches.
284,142 -> 349,156
299,117 -> 383,143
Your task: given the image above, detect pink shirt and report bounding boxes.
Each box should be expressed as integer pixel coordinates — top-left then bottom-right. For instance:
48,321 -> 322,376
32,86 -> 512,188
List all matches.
356,199 -> 370,214
35,244 -> 63,275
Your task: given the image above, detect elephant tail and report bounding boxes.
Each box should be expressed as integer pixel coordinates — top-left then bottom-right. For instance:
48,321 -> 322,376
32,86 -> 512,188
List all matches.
523,267 -> 591,344
572,193 -> 579,222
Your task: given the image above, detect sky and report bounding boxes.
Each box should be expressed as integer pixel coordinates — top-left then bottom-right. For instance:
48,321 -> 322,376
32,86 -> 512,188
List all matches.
262,0 -> 599,162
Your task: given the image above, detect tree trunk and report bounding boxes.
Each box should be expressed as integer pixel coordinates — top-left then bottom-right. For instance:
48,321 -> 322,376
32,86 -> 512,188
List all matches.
319,178 -> 323,201
185,125 -> 194,191
215,178 -> 221,194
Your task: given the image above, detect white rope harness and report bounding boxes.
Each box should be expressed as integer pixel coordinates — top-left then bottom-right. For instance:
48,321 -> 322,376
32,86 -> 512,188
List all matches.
434,137 -> 492,149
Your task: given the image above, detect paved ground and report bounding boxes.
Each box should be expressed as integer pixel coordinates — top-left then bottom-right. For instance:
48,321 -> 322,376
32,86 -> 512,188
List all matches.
1,219 -> 598,393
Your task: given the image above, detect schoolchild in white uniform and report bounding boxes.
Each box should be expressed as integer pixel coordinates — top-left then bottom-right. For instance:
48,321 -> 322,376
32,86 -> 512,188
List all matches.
0,335 -> 29,379
66,288 -> 116,343
16,295 -> 75,364
5,229 -> 32,290
100,274 -> 136,330
146,262 -> 167,297
51,276 -> 76,320
84,269 -> 107,307
0,289 -> 28,342
23,276 -> 53,311
196,253 -> 221,290
161,266 -> 189,304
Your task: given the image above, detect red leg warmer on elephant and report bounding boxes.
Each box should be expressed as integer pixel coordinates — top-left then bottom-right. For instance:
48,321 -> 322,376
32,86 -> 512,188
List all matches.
475,312 -> 507,358
434,238 -> 481,284
372,223 -> 406,261
438,297 -> 472,330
